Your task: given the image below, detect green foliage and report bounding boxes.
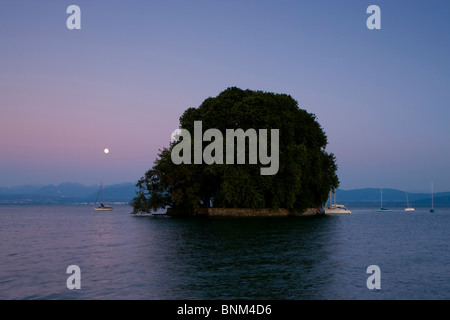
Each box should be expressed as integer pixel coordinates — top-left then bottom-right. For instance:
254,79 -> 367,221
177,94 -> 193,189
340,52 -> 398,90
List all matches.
131,87 -> 339,214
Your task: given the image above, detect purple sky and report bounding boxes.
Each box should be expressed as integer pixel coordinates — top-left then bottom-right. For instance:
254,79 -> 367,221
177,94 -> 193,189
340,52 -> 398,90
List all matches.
1,0 -> 449,192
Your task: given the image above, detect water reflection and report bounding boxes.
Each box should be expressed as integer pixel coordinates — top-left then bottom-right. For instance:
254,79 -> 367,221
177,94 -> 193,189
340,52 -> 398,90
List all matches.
135,216 -> 341,299
11,205 -> 450,299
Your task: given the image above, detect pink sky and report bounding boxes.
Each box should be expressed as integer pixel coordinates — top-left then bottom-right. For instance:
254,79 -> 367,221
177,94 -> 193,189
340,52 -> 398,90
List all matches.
1,1 -> 450,192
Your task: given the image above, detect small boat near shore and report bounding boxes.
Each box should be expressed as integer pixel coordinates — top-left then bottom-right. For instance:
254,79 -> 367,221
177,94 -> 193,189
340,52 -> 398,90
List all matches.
326,204 -> 352,214
324,190 -> 352,214
93,183 -> 113,211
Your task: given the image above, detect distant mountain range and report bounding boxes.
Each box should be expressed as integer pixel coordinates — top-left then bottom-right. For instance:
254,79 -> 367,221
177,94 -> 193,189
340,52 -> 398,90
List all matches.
0,184 -> 449,207
332,188 -> 450,207
0,182 -> 136,205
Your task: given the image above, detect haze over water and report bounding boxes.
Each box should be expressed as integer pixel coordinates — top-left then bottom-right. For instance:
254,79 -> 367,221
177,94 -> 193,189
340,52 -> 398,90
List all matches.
1,205 -> 449,300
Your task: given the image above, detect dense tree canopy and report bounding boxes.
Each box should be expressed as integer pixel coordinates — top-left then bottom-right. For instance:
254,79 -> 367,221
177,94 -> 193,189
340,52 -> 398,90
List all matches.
131,87 -> 339,215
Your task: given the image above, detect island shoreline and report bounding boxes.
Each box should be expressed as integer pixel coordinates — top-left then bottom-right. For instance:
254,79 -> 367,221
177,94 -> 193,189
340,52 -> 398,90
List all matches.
165,207 -> 323,217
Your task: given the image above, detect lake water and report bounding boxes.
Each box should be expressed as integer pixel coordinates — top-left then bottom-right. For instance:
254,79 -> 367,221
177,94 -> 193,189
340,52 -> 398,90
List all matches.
1,205 -> 450,300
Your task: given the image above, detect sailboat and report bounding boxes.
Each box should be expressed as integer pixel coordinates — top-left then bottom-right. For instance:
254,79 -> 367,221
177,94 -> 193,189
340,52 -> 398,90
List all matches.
324,190 -> 352,214
93,182 -> 113,211
376,188 -> 391,212
404,192 -> 415,212
430,181 -> 436,213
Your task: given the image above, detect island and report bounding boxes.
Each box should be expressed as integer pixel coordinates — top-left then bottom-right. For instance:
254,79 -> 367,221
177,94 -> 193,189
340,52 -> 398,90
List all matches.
130,87 -> 339,216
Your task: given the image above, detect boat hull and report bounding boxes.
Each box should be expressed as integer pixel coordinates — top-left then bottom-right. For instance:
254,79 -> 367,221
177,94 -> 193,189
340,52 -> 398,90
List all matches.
325,207 -> 352,214
93,206 -> 113,211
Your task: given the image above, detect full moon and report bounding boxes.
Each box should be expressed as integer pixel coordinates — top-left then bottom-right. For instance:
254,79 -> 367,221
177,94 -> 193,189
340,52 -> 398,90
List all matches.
104,148 -> 110,154
170,129 -> 182,142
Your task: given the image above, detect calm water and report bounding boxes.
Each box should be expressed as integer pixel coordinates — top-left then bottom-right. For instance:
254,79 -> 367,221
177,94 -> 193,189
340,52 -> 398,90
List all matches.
1,205 -> 450,300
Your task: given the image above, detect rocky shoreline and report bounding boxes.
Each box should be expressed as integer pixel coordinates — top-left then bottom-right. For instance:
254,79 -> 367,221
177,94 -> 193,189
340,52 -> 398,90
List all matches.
166,207 -> 323,217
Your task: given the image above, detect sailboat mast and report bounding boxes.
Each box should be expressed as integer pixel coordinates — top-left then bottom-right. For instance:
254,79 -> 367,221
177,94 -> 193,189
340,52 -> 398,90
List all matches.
100,182 -> 103,203
381,188 -> 383,208
431,181 -> 434,209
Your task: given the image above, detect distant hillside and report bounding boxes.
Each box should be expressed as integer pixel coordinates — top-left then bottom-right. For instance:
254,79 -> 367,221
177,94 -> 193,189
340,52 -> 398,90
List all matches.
0,182 -> 136,205
1,184 -> 450,207
333,188 -> 450,207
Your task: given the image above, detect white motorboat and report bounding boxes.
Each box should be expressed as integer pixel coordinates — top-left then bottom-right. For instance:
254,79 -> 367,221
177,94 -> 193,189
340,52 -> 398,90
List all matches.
324,190 -> 352,214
